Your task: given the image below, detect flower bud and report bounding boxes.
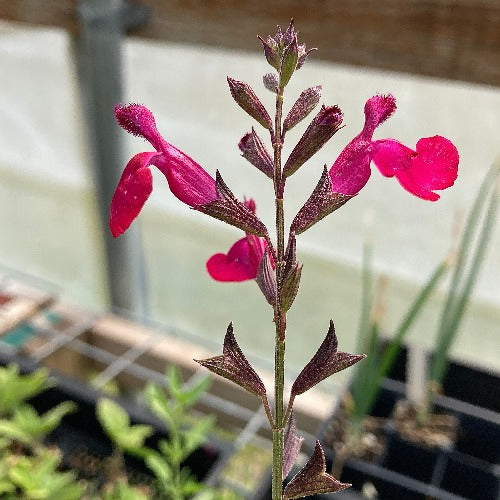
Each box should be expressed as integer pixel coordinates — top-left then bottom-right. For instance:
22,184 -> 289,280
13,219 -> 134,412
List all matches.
283,85 -> 322,132
256,250 -> 276,306
227,77 -> 273,130
280,262 -> 302,312
257,35 -> 280,71
283,105 -> 343,177
239,129 -> 274,178
263,72 -> 279,93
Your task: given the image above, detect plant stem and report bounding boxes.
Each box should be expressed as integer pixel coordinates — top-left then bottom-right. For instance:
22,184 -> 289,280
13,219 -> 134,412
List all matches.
272,87 -> 286,500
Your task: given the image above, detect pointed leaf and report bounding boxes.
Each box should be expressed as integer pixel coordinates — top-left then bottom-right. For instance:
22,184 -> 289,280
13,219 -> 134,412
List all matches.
180,375 -> 212,407
291,321 -> 365,396
284,441 -> 350,498
283,86 -> 322,132
197,171 -> 268,237
145,383 -> 175,430
195,323 -> 266,398
283,412 -> 303,480
291,167 -> 354,234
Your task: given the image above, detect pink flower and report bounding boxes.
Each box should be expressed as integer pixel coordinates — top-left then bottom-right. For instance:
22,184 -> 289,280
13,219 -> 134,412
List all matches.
206,200 -> 271,282
110,104 -> 218,237
329,95 -> 459,200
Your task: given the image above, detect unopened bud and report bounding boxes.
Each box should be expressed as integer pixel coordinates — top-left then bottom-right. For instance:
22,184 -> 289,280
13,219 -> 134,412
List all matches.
281,262 -> 302,312
283,86 -> 322,132
258,36 -> 280,71
256,250 -> 276,306
283,105 -> 343,177
227,77 -> 273,130
263,73 -> 279,93
239,129 -> 274,178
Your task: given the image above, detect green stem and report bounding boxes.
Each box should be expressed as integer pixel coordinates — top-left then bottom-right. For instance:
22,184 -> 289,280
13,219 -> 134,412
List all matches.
272,86 -> 286,500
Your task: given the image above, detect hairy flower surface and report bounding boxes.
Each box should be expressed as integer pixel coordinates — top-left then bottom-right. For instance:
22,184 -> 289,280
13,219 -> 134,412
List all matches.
329,95 -> 459,200
110,104 -> 218,237
206,200 -> 271,282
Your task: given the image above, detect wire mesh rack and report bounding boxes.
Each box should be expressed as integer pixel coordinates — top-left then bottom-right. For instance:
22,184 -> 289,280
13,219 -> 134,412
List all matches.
0,267 -> 328,498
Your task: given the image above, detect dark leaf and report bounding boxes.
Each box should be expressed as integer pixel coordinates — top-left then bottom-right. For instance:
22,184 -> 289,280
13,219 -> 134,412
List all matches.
282,412 -> 303,480
290,167 -> 354,234
291,321 -> 365,396
197,170 -> 268,236
284,441 -> 350,498
195,323 -> 266,398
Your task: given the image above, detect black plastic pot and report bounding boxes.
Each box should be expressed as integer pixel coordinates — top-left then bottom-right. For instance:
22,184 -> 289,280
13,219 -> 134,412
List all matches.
0,349 -> 230,492
305,348 -> 500,500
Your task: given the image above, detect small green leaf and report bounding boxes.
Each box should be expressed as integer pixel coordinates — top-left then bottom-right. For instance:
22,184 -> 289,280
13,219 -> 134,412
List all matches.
144,383 -> 174,429
96,398 -> 153,454
179,376 -> 211,407
181,416 -> 214,460
0,365 -> 51,416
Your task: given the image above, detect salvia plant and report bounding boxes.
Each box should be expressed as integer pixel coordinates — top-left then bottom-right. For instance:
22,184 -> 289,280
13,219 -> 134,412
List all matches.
0,365 -> 83,499
109,20 -> 459,499
97,366 -> 220,500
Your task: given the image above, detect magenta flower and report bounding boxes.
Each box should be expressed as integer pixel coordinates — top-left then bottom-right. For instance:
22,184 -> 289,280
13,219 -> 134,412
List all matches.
329,94 -> 459,200
206,200 -> 272,282
110,104 -> 218,237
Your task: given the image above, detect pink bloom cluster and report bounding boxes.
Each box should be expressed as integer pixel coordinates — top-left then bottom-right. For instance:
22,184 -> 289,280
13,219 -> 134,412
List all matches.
110,99 -> 458,282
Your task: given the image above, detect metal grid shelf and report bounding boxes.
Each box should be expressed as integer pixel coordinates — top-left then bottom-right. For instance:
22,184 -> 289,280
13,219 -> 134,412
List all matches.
0,270 -> 326,497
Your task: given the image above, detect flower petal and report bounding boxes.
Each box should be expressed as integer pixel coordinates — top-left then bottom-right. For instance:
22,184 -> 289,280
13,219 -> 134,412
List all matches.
362,94 -> 397,138
206,238 -> 256,282
114,103 -> 165,151
162,143 -> 218,207
373,136 -> 459,201
328,137 -> 373,195
109,151 -> 159,237
206,234 -> 269,282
